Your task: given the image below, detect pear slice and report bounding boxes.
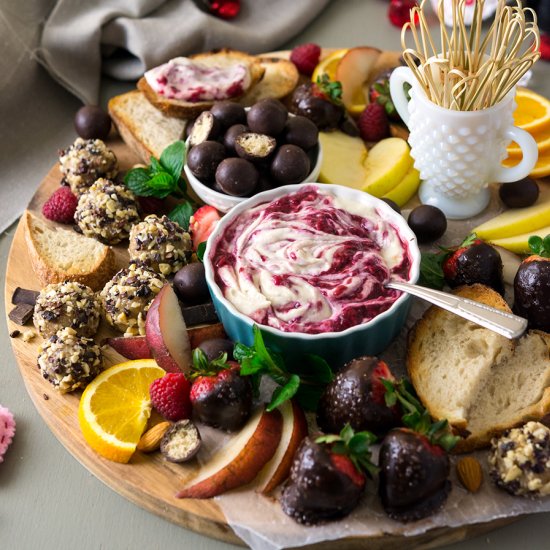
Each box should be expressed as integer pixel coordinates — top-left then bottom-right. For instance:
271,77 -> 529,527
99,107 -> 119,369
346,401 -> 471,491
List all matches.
488,225 -> 550,254
362,137 -> 413,197
474,184 -> 550,240
318,130 -> 368,189
382,165 -> 421,207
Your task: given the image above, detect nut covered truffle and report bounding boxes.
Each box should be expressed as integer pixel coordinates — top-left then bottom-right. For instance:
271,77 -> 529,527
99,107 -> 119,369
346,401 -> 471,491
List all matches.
100,261 -> 166,336
59,138 -> 118,196
129,215 -> 192,275
489,421 -> 550,497
75,178 -> 140,244
34,281 -> 101,339
37,327 -> 102,393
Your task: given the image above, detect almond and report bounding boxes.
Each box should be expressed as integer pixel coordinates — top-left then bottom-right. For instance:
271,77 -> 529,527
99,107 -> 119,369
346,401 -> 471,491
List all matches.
456,456 -> 483,493
137,421 -> 171,453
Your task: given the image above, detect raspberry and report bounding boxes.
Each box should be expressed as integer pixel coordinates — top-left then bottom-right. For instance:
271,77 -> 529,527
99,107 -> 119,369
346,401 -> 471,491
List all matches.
42,187 -> 78,224
357,103 -> 390,142
541,34 -> 550,62
150,372 -> 192,421
290,43 -> 321,76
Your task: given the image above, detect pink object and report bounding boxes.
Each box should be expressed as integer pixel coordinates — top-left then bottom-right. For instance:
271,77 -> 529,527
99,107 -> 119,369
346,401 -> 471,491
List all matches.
388,0 -> 419,28
210,0 -> 240,19
0,405 -> 16,463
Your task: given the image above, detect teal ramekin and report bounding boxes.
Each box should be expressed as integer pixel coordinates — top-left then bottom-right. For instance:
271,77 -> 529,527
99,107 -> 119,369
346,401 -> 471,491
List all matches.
204,183 -> 420,369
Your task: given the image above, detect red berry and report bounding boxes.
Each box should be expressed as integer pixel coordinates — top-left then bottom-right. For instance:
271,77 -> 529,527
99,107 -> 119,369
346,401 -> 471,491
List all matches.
330,453 -> 366,488
290,43 -> 322,76
42,187 -> 78,224
388,0 -> 419,28
209,0 -> 240,19
150,372 -> 192,421
189,205 -> 221,250
540,34 -> 550,62
357,103 -> 390,142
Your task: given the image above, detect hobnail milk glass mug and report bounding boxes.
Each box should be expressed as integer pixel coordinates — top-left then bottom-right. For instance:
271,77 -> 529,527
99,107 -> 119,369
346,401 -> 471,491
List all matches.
390,65 -> 538,219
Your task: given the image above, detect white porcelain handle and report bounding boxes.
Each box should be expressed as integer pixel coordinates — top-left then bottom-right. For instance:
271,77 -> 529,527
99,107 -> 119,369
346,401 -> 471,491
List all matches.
494,126 -> 538,183
389,66 -> 416,128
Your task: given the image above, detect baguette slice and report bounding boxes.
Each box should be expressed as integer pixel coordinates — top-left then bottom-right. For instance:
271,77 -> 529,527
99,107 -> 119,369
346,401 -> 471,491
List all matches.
138,49 -> 265,119
108,91 -> 187,162
407,284 -> 550,452
24,211 -> 116,291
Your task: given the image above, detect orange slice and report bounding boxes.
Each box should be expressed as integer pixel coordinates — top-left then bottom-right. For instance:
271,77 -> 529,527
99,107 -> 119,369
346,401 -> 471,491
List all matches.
507,124 -> 550,159
78,359 -> 165,463
311,49 -> 348,84
513,88 -> 550,134
502,148 -> 550,179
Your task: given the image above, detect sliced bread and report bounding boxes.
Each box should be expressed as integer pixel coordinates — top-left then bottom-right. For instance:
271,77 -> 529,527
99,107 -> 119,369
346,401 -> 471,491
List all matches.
407,284 -> 550,452
108,90 -> 187,162
24,211 -> 116,291
138,49 -> 265,119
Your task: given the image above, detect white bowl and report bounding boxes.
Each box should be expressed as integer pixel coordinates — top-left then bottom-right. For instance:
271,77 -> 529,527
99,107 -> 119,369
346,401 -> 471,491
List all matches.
184,142 -> 323,213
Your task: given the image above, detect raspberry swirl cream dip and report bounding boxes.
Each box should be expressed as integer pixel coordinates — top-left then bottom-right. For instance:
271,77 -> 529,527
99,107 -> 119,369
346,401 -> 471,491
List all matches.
144,57 -> 250,101
210,186 -> 414,334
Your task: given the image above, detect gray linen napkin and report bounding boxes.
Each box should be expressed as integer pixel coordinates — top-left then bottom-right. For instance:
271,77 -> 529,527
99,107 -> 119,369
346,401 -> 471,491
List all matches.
39,0 -> 331,104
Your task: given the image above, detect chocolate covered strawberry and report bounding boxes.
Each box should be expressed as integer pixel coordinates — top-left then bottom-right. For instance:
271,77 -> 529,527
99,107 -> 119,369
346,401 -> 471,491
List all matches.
317,356 -> 401,436
378,379 -> 459,522
189,348 -> 252,431
442,235 -> 504,295
514,234 -> 550,332
281,425 -> 377,525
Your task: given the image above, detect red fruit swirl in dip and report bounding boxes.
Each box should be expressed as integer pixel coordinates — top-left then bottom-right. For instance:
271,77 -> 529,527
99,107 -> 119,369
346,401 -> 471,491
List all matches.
144,57 -> 250,102
211,187 -> 412,334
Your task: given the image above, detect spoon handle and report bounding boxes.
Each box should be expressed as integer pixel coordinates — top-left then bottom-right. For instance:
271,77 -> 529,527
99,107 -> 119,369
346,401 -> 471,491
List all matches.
387,281 -> 528,339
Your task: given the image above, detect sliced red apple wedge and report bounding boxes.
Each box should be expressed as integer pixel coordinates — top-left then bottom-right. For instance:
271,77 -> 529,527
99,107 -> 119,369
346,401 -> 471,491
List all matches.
103,335 -> 152,360
254,400 -> 308,495
176,407 -> 283,499
145,283 -> 192,374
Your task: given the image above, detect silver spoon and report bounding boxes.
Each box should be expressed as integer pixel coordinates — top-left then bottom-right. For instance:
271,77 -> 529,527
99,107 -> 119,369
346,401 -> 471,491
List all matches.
387,280 -> 528,339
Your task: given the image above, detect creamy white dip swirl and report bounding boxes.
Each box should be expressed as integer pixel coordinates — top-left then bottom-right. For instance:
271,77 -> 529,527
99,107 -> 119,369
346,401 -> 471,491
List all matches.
211,187 -> 412,334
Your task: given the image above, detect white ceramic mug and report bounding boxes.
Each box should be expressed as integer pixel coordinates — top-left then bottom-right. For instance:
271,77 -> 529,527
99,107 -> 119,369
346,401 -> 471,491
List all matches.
390,66 -> 538,219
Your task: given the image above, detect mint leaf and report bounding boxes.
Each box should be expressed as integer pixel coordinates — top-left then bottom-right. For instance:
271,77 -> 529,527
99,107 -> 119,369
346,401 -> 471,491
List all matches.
147,172 -> 176,198
197,242 -> 207,262
266,374 -> 300,411
419,251 -> 446,289
160,140 -> 186,181
124,167 -> 156,197
168,202 -> 194,230
528,234 -> 550,258
150,157 -> 163,175
293,354 -> 334,384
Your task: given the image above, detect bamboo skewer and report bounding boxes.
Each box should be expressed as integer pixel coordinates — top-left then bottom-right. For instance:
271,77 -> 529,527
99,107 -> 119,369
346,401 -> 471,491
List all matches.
401,0 -> 541,111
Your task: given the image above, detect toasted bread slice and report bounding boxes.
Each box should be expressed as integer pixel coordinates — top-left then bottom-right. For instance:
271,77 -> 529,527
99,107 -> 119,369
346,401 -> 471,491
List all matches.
407,284 -> 550,452
24,211 -> 116,291
138,49 -> 265,119
108,90 -> 187,162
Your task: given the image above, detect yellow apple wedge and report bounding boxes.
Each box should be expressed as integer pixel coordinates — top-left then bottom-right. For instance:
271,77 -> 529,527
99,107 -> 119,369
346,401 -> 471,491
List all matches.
362,137 -> 413,197
473,184 -> 550,240
254,400 -> 308,495
318,131 -> 368,189
382,165 -> 421,207
488,225 -> 550,254
176,407 -> 283,499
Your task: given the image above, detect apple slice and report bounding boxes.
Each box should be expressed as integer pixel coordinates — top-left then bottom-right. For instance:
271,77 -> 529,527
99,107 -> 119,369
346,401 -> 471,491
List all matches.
382,165 -> 421,207
489,226 -> 550,255
335,46 -> 381,114
318,131 -> 368,189
176,407 -> 283,499
254,400 -> 308,495
145,284 -> 192,374
103,336 -> 152,360
363,137 -> 413,197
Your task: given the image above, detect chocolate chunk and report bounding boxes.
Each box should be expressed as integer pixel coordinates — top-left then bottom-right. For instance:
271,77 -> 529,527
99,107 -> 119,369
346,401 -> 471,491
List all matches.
9,303 -> 35,326
181,302 -> 219,326
9,330 -> 20,338
12,287 -> 39,306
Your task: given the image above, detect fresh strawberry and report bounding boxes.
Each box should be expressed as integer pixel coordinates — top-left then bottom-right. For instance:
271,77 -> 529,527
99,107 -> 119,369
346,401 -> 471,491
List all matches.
378,379 -> 459,522
281,425 -> 377,525
290,43 -> 321,76
317,356 -> 401,436
42,187 -> 78,224
357,102 -> 390,142
442,235 -> 504,295
189,205 -> 220,250
149,372 -> 192,421
513,234 -> 550,332
189,348 -> 252,431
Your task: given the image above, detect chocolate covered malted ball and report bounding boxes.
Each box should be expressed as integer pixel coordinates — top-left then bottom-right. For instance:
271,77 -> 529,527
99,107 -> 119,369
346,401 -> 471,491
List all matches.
187,141 -> 226,182
270,144 -> 311,185
235,133 -> 277,162
74,105 -> 111,140
210,101 -> 246,129
223,124 -> 249,154
282,116 -> 319,150
499,178 -> 539,208
381,198 -> 401,214
407,205 -> 447,243
216,158 -> 259,196
173,263 -> 209,303
188,111 -> 221,147
247,99 -> 288,136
